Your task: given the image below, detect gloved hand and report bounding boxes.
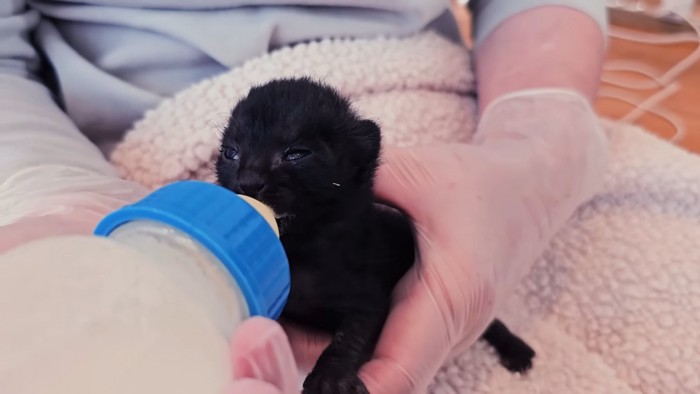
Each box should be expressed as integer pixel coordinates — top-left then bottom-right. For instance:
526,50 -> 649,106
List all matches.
0,167 -> 150,253
284,89 -> 610,393
1,75 -> 303,394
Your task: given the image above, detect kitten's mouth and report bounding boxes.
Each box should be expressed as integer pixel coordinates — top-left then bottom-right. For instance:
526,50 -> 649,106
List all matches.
254,194 -> 287,216
257,199 -> 291,220
274,212 -> 292,219
252,192 -> 295,222
273,212 -> 295,236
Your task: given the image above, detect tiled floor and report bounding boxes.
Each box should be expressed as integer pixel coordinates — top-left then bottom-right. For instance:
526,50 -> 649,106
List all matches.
451,3 -> 700,154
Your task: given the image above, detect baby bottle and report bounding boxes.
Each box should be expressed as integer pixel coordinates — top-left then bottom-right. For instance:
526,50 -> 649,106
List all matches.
0,180 -> 290,394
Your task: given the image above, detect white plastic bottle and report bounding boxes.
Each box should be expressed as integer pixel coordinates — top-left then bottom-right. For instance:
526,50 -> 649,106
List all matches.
0,181 -> 290,394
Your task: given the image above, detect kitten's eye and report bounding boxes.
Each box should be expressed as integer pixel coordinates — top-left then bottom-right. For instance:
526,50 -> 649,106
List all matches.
222,147 -> 239,160
284,149 -> 311,161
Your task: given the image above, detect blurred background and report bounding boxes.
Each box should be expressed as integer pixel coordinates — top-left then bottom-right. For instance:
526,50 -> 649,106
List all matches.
452,0 -> 700,153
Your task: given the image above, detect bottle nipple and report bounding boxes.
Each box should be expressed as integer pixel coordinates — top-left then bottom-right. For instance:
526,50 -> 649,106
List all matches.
236,195 -> 279,237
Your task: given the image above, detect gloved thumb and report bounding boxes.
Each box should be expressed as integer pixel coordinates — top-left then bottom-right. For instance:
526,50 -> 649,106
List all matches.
230,317 -> 300,394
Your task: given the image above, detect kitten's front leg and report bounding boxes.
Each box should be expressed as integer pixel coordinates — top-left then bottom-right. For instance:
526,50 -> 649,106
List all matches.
481,319 -> 536,373
302,306 -> 388,394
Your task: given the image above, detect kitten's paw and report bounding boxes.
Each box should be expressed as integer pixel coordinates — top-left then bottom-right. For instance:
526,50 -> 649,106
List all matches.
497,339 -> 536,374
302,369 -> 369,394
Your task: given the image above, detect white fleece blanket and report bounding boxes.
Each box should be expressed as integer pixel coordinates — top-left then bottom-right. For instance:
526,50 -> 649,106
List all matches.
111,32 -> 700,394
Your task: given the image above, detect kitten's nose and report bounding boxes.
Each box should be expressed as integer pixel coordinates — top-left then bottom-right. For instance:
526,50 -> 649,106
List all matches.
239,181 -> 264,195
237,173 -> 265,196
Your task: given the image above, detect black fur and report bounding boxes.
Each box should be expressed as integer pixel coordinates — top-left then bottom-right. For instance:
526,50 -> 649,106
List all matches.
216,77 -> 535,393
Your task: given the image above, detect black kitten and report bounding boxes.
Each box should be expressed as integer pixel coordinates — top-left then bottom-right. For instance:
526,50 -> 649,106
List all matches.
216,77 -> 535,394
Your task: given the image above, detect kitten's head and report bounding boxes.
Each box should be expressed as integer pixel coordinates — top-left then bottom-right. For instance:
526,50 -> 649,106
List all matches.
215,77 -> 381,220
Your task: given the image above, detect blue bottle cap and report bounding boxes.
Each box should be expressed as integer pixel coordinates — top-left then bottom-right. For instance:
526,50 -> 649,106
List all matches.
94,180 -> 290,319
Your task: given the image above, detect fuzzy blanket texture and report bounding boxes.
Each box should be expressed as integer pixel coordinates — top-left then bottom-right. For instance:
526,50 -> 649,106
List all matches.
111,32 -> 700,393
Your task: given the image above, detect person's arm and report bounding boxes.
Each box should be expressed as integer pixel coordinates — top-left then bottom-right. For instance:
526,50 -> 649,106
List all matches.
341,3 -> 611,393
470,1 -> 607,110
0,1 -> 147,250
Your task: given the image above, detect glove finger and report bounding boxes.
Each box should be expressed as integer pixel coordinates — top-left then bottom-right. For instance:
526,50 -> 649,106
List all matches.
226,378 -> 285,394
0,212 -> 99,253
359,267 -> 452,394
373,146 -> 436,222
281,320 -> 332,373
230,317 -> 299,394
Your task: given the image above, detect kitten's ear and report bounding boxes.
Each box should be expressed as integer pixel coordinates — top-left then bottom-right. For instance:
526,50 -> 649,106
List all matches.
352,119 -> 381,161
351,119 -> 381,183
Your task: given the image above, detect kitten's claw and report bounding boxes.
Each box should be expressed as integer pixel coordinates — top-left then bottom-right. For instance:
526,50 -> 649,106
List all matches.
302,369 -> 369,394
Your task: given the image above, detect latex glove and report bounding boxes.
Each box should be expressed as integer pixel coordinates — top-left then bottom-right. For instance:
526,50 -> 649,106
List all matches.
0,166 -> 150,252
229,317 -> 301,394
362,89 -> 609,392
287,89 -> 610,393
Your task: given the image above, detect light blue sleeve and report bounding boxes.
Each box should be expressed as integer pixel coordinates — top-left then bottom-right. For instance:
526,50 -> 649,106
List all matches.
0,1 -> 41,79
0,1 -> 455,179
0,0 -> 116,185
23,0 -> 454,153
468,0 -> 608,47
